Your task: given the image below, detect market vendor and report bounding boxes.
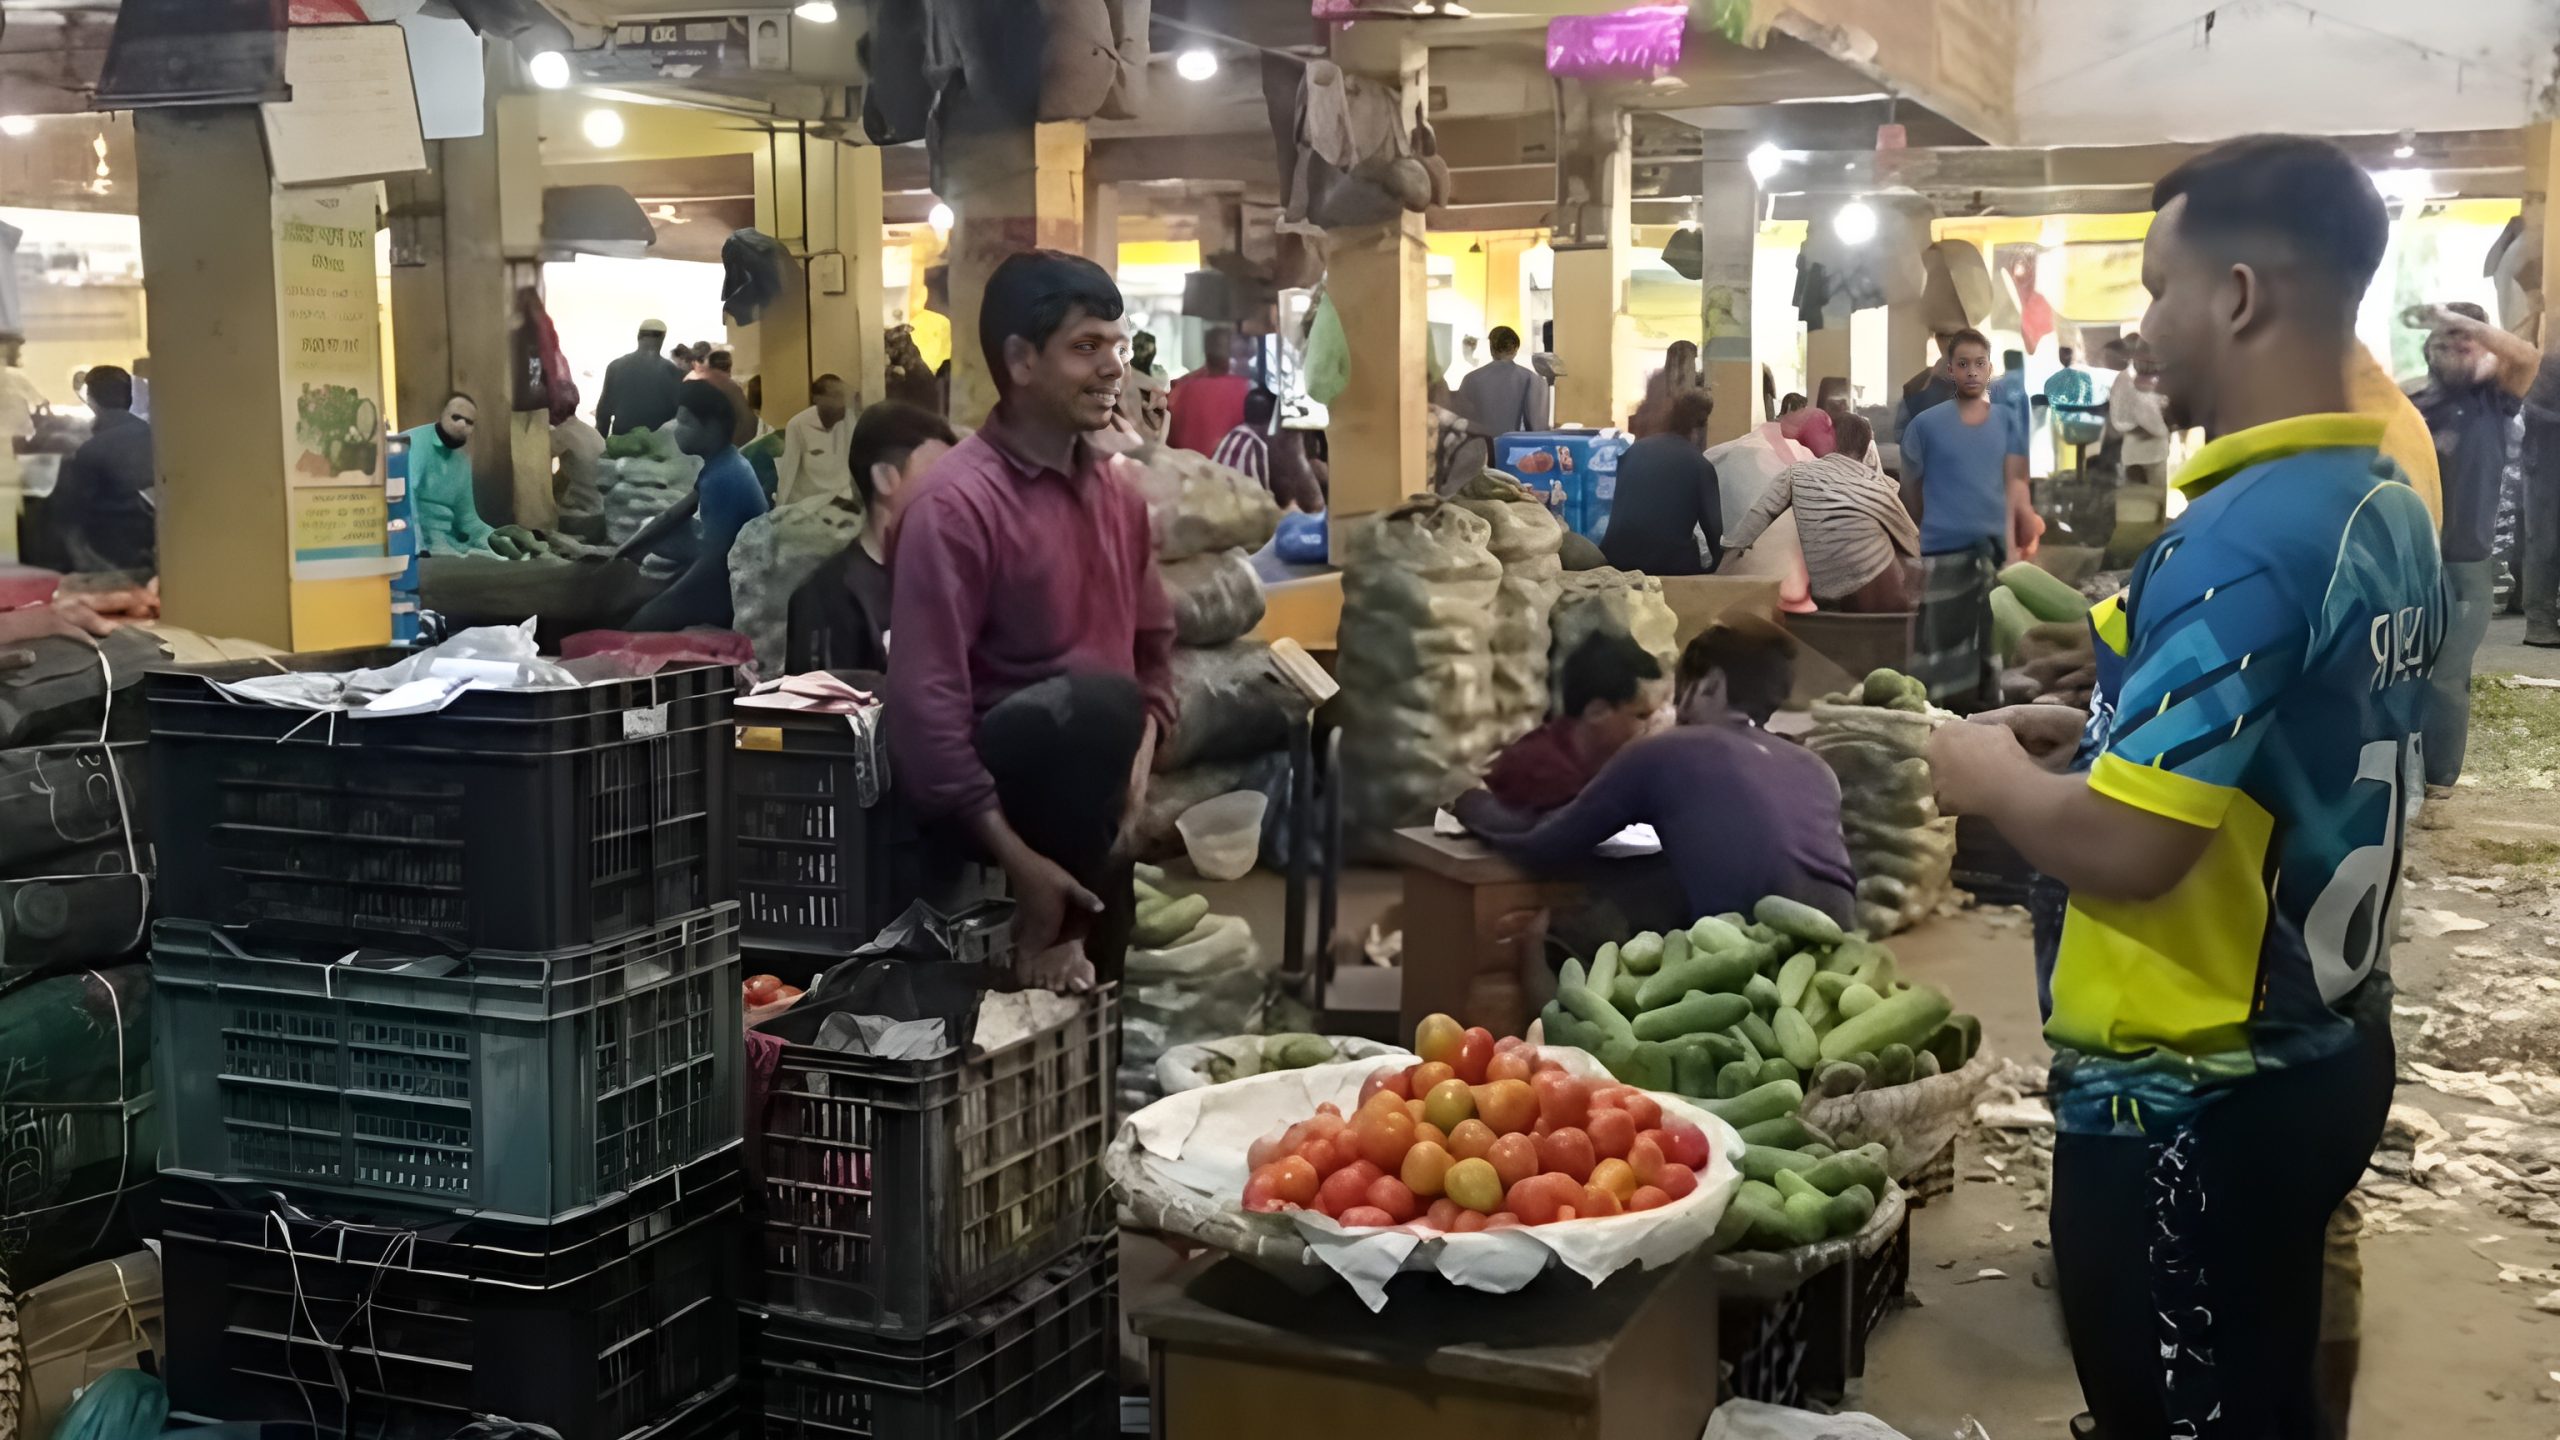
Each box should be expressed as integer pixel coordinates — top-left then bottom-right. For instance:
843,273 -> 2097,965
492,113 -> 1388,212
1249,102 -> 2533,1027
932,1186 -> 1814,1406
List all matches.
887,249 -> 1176,994
1455,620 -> 1856,930
785,400 -> 958,673
1928,136 -> 2433,1440
1479,630 -> 1667,814
403,392 -> 498,557
619,379 -> 770,632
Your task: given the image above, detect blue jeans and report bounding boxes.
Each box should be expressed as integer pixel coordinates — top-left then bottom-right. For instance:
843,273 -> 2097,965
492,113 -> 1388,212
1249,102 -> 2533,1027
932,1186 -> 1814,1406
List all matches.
2425,559 -> 2495,787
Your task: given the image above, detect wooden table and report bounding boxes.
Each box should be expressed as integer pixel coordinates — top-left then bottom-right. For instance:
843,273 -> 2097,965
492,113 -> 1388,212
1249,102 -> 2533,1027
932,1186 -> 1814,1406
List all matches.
1386,827 -> 1586,1041
1128,1251 -> 1721,1440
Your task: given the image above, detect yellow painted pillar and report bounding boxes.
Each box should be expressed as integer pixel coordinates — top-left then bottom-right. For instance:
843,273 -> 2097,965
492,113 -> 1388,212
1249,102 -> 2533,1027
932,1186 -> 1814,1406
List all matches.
944,120 -> 1088,428
1806,327 -> 1853,407
1084,177 -> 1122,272
1324,23 -> 1431,561
1551,93 -> 1629,429
2533,121 -> 2560,343
1697,160 -> 1756,446
750,135 -> 815,426
806,141 -> 889,411
138,108 -> 391,650
1483,236 -> 1527,336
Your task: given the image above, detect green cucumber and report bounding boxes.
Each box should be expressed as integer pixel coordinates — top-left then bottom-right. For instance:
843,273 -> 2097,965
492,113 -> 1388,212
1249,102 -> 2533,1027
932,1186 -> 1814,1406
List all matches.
1875,1042 -> 1916,1086
1800,986 -> 1837,1033
1711,1197 -> 1758,1249
1612,969 -> 1646,1015
1824,1182 -> 1878,1236
1587,942 -> 1620,998
1803,1146 -> 1889,1197
1688,914 -> 1749,952
1810,971 -> 1855,1002
1728,1026 -> 1760,1065
1635,945 -> 1760,1010
1558,971 -> 1637,1045
1757,1057 -> 1799,1090
1775,952 -> 1817,1009
1744,973 -> 1783,1016
1671,1038 -> 1722,1098
1620,931 -> 1664,975
1737,1146 -> 1823,1183
1701,1078 -> 1804,1129
1926,1013 -> 1983,1071
1755,894 -> 1846,947
1632,989 -> 1753,1041
1772,1167 -> 1823,1204
1738,1179 -> 1784,1209
1716,1060 -> 1758,1099
1692,1031 -> 1749,1069
1738,1115 -> 1831,1151
1849,946 -> 1900,995
1782,1191 -> 1835,1244
1819,984 -> 1953,1064
1837,982 -> 1883,1019
1739,1011 -> 1780,1057
1600,1037 -> 1674,1091
1539,1000 -> 1594,1053
1917,1049 -> 1943,1078
1999,559 -> 2090,623
1812,1059 -> 1868,1098
1774,1007 -> 1821,1071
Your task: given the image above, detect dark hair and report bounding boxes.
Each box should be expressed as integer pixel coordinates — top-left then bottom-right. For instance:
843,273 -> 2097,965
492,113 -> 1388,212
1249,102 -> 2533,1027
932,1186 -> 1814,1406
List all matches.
1815,376 -> 1850,411
2151,134 -> 2388,313
1833,412 -> 1875,458
1663,388 -> 1714,438
1779,392 -> 1808,415
83,364 -> 133,410
847,401 -> 959,507
2002,349 -> 2025,369
978,249 -> 1125,392
676,378 -> 735,437
1945,328 -> 1992,360
812,372 -> 847,395
1244,386 -> 1278,428
1488,325 -> 1521,356
1561,630 -> 1663,719
708,348 -> 735,372
2059,345 -> 2078,365
1677,624 -> 1797,725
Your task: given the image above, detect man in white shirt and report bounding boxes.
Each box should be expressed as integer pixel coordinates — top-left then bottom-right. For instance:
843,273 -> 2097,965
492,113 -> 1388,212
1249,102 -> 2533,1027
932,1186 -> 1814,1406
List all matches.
2106,353 -> 2172,488
775,373 -> 855,505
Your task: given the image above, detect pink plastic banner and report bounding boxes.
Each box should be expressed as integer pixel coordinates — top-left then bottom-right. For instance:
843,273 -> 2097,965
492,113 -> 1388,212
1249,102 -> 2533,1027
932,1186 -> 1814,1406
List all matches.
1546,5 -> 1688,79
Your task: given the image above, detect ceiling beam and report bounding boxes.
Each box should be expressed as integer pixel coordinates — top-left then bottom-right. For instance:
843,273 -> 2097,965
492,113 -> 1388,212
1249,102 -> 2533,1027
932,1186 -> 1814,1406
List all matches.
1749,0 -> 2019,145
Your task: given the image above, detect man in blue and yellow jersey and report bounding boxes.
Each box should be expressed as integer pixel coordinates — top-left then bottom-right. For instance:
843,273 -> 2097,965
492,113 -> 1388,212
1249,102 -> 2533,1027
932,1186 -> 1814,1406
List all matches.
1930,135 -> 2443,1440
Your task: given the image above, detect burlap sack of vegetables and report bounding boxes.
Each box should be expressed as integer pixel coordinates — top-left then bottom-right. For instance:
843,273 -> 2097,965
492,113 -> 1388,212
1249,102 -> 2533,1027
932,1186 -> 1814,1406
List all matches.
1548,567 -> 1679,703
1800,1048 -> 2000,1179
1160,642 -> 1311,771
1708,1182 -> 1905,1302
1334,499 -> 1503,853
1126,443 -> 1282,563
729,496 -> 865,676
1120,913 -> 1274,1113
1448,471 -> 1566,745
1806,695 -> 1957,937
597,429 -> 699,570
1162,548 -> 1268,647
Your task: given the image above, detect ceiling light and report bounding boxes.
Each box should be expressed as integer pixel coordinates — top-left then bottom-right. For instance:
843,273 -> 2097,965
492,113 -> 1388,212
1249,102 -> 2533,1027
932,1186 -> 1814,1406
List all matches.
1833,200 -> 1878,245
1175,48 -> 1218,82
2393,128 -> 2416,161
582,107 -> 625,148
928,201 -> 954,235
0,116 -> 34,139
1746,143 -> 1782,184
795,1 -> 839,19
528,50 -> 571,90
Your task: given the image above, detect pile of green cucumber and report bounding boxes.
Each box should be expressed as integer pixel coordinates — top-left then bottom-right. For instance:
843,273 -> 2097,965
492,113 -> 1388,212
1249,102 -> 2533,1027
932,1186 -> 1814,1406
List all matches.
1133,864 -> 1213,950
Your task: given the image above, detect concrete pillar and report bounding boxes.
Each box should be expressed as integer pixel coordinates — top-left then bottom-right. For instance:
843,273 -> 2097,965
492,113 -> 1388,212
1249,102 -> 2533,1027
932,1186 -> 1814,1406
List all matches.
1806,326 -> 1853,406
2533,122 -> 2560,342
1696,160 -> 1756,447
1551,93 -> 1629,429
944,120 -> 1088,428
138,109 -> 390,650
1880,200 -> 1937,406
1084,177 -> 1122,272
1324,23 -> 1431,561
748,135 -> 889,418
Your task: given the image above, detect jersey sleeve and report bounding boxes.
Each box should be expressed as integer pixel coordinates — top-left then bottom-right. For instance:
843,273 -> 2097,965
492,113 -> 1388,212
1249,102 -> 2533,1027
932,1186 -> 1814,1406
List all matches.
2087,537 -> 2310,829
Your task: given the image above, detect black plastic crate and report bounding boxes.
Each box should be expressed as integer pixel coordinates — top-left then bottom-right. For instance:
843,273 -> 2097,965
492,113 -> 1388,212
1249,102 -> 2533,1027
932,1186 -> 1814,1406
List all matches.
161,1162 -> 742,1440
1800,1208 -> 1911,1399
731,707 -> 921,958
154,906 -> 742,1225
148,649 -> 734,953
752,1238 -> 1118,1439
1718,1280 -> 1814,1408
1954,814 -> 2035,908
756,985 -> 1115,1335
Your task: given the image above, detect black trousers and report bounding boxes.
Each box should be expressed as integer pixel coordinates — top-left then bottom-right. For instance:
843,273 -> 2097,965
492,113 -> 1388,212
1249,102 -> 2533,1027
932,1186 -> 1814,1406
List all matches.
2523,416 -> 2560,629
926,672 -> 1148,985
2050,1021 -> 2394,1440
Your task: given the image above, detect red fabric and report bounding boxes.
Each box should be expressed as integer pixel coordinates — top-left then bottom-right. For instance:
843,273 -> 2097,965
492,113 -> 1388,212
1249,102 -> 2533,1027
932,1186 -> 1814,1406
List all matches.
1779,407 -> 1837,458
1165,371 -> 1250,455
1483,718 -> 1600,814
561,629 -> 755,674
886,408 -> 1178,821
517,287 -> 581,426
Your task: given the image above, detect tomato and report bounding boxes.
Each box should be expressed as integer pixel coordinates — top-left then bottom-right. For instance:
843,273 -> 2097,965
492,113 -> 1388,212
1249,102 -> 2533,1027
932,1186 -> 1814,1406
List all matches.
1318,1160 -> 1384,1217
1242,1169 -> 1291,1212
1505,1176 -> 1561,1225
1450,1209 -> 1491,1233
1365,1175 -> 1419,1223
1267,1156 -> 1319,1207
1413,1013 -> 1464,1064
1352,1107 -> 1416,1171
1587,1109 -> 1637,1162
1409,1061 -> 1457,1097
1405,1097 -> 1429,1124
1401,1140 -> 1455,1198
1304,1112 -> 1348,1144
1657,1121 -> 1711,1171
1628,1135 -> 1667,1187
1423,1078 -> 1477,1132
1452,1027 -> 1498,1086
1589,1157 -> 1638,1203
1483,1212 -> 1522,1230
1487,1132 -> 1540,1192
1538,1127 -> 1596,1183
1446,1119 -> 1497,1162
773,985 -> 804,1003
1357,1071 -> 1395,1107
1530,1054 -> 1566,1075
1586,1083 -> 1633,1112
1295,1135 -> 1351,1177
743,974 -> 783,1005
1484,1049 -> 1535,1085
1656,1163 -> 1698,1201
1444,1157 -> 1504,1213
1472,1078 -> 1538,1136
1413,1121 -> 1448,1151
1337,1205 -> 1397,1228
1492,1033 -> 1526,1054
1247,1127 -> 1291,1172
1423,1197 -> 1465,1231
1626,1186 -> 1671,1212
1620,1093 -> 1662,1131
1579,1184 -> 1624,1218
1358,1088 -> 1405,1120
1532,1071 -> 1590,1132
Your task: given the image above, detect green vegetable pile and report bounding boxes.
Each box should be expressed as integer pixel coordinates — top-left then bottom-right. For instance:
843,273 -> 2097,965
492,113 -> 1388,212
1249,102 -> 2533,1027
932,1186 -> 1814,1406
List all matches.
1819,666 -> 1930,714
1190,1032 -> 1345,1085
1539,895 -> 1984,1252
1991,560 -> 2088,665
1133,864 -> 1214,949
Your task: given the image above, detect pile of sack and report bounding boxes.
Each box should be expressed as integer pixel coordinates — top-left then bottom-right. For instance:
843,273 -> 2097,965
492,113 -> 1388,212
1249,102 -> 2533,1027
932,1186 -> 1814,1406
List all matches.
730,495 -> 866,678
1118,863 -> 1273,1114
1335,498 -> 1503,854
1805,669 -> 1957,937
1548,566 -> 1679,707
1446,472 -> 1564,744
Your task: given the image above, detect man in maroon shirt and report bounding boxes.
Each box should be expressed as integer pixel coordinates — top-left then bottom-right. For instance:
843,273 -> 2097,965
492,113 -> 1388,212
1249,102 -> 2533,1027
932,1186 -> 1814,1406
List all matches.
888,250 -> 1178,991
1166,327 -> 1250,455
1479,630 -> 1667,813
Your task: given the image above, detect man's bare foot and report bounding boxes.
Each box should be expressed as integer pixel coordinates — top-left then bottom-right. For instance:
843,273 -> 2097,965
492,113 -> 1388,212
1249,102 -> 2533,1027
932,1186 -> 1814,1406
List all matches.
1018,938 -> 1096,994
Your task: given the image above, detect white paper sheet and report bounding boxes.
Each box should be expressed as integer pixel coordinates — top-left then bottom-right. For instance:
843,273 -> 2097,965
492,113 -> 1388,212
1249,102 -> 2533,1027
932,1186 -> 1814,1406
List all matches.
1432,808 -> 1662,858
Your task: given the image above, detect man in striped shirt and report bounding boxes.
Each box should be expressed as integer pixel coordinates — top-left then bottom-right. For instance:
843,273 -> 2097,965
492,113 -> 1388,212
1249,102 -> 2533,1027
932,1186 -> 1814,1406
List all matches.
1209,386 -> 1276,487
1718,413 -> 1920,612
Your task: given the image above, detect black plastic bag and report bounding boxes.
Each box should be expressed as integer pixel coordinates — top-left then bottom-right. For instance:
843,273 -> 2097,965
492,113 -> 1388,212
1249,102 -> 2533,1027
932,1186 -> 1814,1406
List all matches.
754,901 -> 1011,1051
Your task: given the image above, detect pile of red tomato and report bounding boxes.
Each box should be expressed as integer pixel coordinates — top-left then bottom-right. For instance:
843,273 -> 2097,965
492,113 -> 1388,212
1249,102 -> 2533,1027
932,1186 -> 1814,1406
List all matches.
1240,1013 -> 1713,1230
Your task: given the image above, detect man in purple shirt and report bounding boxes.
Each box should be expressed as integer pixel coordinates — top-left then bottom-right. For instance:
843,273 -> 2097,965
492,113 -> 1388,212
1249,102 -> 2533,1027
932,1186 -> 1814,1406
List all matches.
888,250 -> 1178,992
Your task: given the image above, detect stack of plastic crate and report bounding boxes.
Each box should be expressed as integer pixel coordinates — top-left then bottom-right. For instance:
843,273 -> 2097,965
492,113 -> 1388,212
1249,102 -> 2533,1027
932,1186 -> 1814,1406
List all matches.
746,903 -> 1121,1437
143,651 -> 749,1440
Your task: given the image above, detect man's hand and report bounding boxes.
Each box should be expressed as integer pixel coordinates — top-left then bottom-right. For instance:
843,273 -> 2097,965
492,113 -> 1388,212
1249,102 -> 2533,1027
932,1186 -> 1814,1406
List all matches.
2008,498 -> 2046,562
1969,705 -> 2090,772
1928,719 -> 2036,817
0,602 -> 111,647
1006,851 -> 1102,958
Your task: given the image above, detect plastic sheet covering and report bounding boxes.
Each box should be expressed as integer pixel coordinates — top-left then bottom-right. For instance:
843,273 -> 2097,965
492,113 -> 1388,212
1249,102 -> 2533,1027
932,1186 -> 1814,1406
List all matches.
1806,702 -> 1956,936
1448,471 -> 1566,744
1801,1049 -> 2000,1179
729,496 -> 864,676
1334,499 -> 1503,852
1128,444 -> 1282,562
1707,1182 -> 1906,1303
46,1367 -> 163,1440
1160,642 -> 1308,772
1120,914 -> 1272,1112
0,631 -> 161,751
1545,5 -> 1687,79
0,966 -> 157,1291
1548,567 -> 1679,700
1161,548 -> 1267,648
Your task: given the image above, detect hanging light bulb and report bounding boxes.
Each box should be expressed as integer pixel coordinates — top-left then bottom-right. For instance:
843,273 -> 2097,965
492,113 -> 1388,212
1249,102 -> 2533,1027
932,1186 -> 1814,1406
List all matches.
0,115 -> 35,138
928,202 -> 954,235
1746,143 -> 1782,184
528,51 -> 572,90
1175,48 -> 1219,82
582,107 -> 625,148
1833,200 -> 1878,245
795,1 -> 840,20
